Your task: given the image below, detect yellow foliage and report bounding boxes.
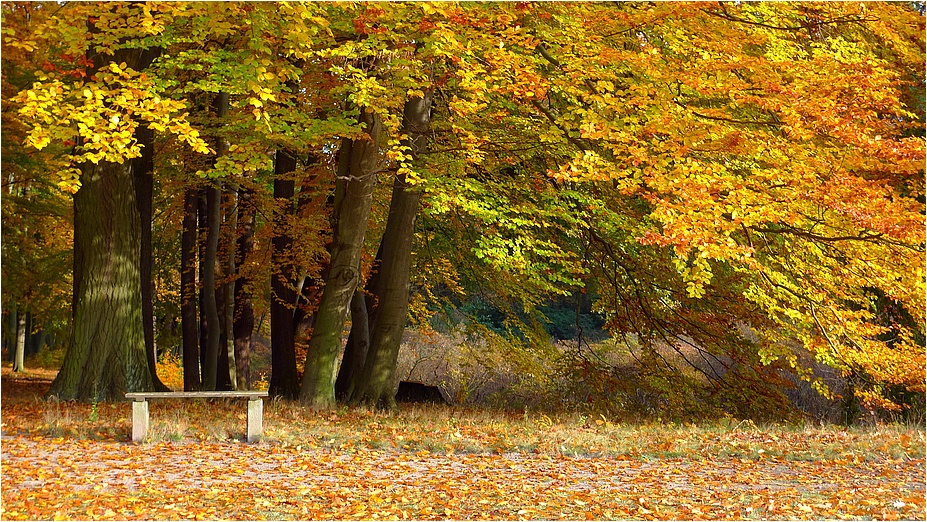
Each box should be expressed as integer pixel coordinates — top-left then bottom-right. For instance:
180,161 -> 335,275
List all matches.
156,351 -> 185,392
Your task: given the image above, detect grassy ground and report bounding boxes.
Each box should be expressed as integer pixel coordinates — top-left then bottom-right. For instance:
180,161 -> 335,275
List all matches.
1,366 -> 924,520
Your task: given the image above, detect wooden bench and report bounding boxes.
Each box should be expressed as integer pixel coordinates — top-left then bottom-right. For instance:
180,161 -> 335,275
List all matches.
125,391 -> 269,443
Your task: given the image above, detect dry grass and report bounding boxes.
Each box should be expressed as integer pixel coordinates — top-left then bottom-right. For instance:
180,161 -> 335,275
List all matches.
3,366 -> 923,463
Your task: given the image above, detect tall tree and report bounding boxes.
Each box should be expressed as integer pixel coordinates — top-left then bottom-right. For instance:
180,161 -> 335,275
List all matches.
180,188 -> 201,391
351,92 -> 434,408
269,150 -> 300,399
201,92 -> 231,391
233,186 -> 256,390
132,46 -> 171,392
300,109 -> 382,409
15,3 -> 210,400
200,183 -> 222,390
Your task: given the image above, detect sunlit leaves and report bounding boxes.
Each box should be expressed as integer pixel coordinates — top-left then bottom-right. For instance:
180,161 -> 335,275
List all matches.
15,61 -> 210,191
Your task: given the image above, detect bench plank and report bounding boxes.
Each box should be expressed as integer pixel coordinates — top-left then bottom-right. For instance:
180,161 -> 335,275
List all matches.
126,391 -> 267,400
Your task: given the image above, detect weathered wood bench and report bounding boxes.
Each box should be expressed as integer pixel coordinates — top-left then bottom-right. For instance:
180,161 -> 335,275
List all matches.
125,391 -> 269,443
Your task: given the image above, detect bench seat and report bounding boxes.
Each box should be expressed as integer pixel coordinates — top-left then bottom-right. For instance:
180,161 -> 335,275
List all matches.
126,391 -> 269,443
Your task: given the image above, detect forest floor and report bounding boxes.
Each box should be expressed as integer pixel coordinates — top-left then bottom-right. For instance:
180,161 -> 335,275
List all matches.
1,367 -> 924,520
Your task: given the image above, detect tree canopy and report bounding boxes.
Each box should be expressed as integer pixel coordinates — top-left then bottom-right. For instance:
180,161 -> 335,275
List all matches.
3,2 -> 924,417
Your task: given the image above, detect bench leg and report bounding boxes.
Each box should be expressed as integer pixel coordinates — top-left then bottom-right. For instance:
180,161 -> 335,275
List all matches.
132,400 -> 149,442
247,398 -> 263,442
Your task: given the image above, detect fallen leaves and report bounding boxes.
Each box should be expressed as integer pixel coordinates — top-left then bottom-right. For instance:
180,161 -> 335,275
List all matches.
1,369 -> 924,520
1,434 -> 924,520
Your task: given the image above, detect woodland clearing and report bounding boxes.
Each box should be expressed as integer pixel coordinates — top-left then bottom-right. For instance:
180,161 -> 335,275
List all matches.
1,368 -> 924,520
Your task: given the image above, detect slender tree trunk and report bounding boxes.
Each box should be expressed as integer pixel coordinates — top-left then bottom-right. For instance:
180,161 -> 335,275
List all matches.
300,110 -> 382,409
198,190 -> 209,382
215,262 -> 233,391
24,311 -> 33,357
135,124 -> 158,375
29,325 -> 46,358
201,185 -> 222,390
12,310 -> 25,373
133,46 -> 170,391
200,92 -> 230,391
47,44 -> 153,401
353,93 -> 432,408
3,309 -> 16,361
222,187 -> 237,390
270,151 -> 299,399
212,187 -> 234,391
233,187 -> 255,390
181,188 -> 201,391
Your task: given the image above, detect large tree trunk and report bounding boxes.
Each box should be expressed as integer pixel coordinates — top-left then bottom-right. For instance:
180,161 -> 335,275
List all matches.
233,187 -> 255,390
181,188 -> 201,391
47,45 -> 153,402
12,309 -> 25,373
352,93 -> 432,408
270,151 -> 299,399
299,110 -> 382,409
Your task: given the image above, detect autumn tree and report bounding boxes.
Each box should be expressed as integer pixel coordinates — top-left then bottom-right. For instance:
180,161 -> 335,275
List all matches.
13,3 -> 210,400
349,92 -> 434,408
490,2 -> 926,413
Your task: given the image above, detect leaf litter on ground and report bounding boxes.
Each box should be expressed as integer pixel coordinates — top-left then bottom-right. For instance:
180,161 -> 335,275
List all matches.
1,368 -> 924,520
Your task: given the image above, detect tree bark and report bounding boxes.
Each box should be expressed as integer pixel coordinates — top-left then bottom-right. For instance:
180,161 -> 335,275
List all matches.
201,92 -> 230,391
352,93 -> 432,408
299,110 -> 382,409
221,187 -> 237,390
3,309 -> 16,361
334,288 -> 370,401
181,188 -> 201,391
47,45 -> 153,402
201,185 -> 222,390
233,187 -> 255,390
12,309 -> 25,373
270,151 -> 299,399
198,190 -> 209,382
49,159 -> 151,399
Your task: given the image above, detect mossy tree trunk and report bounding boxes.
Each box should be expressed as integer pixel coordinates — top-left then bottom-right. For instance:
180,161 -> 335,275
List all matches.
351,93 -> 433,409
47,45 -> 153,402
299,110 -> 382,409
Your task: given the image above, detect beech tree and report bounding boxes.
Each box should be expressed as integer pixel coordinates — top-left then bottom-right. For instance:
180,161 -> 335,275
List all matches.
12,3 -> 210,400
350,92 -> 434,408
